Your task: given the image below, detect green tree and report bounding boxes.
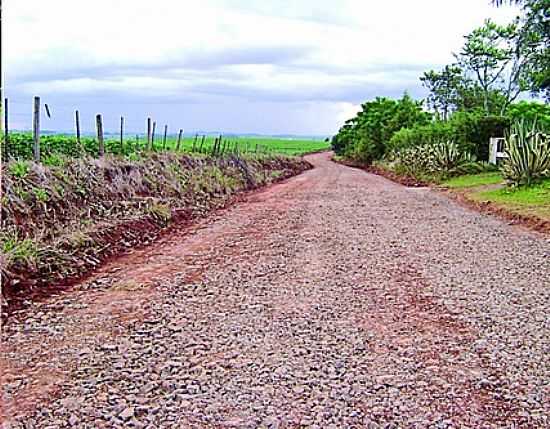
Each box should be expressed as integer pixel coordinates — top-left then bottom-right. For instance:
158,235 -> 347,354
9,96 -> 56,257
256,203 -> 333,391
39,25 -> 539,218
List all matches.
420,65 -> 464,120
456,19 -> 526,114
493,0 -> 550,100
332,94 -> 431,162
507,100 -> 550,129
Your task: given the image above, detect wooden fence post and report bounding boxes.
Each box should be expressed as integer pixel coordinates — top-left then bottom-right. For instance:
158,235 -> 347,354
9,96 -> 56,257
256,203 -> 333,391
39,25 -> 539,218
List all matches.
33,96 -> 41,162
3,98 -> 8,160
163,124 -> 168,150
211,137 -> 217,155
176,129 -> 183,151
147,118 -> 152,150
152,121 -> 156,151
96,114 -> 104,157
199,135 -> 205,153
120,116 -> 124,154
75,110 -> 83,153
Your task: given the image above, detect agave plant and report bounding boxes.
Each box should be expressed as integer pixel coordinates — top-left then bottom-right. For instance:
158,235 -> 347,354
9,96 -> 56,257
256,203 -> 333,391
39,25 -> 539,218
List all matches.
502,120 -> 550,186
432,141 -> 475,172
391,141 -> 474,177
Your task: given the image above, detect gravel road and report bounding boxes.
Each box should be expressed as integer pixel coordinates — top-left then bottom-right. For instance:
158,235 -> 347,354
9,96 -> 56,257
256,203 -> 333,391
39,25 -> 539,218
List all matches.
2,152 -> 549,428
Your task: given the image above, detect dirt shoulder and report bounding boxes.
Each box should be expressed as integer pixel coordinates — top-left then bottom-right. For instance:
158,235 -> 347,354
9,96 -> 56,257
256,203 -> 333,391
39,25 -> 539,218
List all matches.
334,157 -> 550,235
1,154 -> 311,317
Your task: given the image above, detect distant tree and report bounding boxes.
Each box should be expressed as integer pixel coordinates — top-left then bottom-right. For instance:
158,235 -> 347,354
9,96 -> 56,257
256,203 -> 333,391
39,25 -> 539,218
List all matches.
332,93 -> 431,161
455,81 -> 509,113
492,0 -> 549,100
420,65 -> 464,120
455,19 -> 529,114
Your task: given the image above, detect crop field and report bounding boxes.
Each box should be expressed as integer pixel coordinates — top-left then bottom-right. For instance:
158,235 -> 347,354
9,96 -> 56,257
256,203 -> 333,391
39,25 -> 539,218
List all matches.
2,132 -> 330,161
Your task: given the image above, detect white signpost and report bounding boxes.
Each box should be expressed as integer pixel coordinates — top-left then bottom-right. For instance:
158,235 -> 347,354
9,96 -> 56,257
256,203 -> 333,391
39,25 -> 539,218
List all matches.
489,137 -> 507,165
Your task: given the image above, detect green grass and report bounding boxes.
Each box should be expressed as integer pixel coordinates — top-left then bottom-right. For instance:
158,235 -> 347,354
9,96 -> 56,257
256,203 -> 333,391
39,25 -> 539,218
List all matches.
466,178 -> 550,220
161,136 -> 330,156
442,172 -> 503,189
475,179 -> 550,205
441,171 -> 550,221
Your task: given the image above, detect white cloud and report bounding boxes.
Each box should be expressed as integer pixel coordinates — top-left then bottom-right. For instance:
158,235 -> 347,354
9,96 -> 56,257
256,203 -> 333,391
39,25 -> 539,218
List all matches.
4,0 -> 519,134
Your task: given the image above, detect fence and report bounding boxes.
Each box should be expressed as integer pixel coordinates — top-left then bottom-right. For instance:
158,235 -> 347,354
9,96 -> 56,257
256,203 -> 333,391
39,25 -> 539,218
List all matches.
1,97 -> 274,163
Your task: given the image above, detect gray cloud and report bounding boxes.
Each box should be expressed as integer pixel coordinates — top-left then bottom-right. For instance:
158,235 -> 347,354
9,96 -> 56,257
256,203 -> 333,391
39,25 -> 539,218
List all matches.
6,0 -> 518,135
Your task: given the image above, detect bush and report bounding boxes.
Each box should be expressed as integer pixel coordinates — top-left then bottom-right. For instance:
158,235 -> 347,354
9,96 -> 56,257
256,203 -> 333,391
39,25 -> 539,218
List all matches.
388,121 -> 455,153
507,101 -> 550,132
502,121 -> 550,186
451,112 -> 510,161
389,141 -> 476,179
331,93 -> 431,162
387,112 -> 510,162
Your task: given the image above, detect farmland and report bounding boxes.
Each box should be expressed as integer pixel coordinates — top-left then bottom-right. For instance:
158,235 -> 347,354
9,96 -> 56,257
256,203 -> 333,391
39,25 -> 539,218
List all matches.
2,131 -> 330,161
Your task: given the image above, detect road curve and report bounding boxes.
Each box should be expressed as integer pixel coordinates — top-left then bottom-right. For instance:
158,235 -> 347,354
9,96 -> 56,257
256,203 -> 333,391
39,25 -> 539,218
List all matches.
2,152 -> 549,428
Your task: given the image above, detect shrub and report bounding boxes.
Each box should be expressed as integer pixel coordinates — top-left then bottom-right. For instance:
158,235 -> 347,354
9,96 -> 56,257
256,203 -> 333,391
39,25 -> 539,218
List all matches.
390,141 -> 475,179
507,101 -> 550,132
388,121 -> 455,152
331,93 -> 431,162
451,112 -> 510,161
388,112 -> 510,162
432,141 -> 475,172
502,121 -> 550,186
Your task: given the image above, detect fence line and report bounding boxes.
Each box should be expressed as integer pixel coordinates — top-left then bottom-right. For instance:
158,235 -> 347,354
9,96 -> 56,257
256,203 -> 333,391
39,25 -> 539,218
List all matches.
33,96 -> 41,162
1,96 -> 276,162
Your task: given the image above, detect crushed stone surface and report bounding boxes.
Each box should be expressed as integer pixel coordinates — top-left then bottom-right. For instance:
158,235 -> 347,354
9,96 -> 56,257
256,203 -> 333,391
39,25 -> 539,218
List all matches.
1,152 -> 549,428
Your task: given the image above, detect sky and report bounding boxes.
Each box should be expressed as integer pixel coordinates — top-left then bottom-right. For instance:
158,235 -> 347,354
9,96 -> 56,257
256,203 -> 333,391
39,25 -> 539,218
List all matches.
4,0 -> 519,136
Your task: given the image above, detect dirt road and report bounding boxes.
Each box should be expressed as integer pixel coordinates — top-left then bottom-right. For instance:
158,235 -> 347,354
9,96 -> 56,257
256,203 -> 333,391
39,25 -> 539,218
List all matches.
2,152 -> 549,428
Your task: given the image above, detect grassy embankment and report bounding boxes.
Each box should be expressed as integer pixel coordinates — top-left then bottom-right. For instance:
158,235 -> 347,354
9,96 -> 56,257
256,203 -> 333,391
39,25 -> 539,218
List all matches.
0,151 -> 312,309
441,173 -> 550,222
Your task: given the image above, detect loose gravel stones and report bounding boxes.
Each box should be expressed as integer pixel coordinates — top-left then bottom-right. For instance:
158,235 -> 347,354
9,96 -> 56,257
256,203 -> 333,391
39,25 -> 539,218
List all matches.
2,153 -> 548,428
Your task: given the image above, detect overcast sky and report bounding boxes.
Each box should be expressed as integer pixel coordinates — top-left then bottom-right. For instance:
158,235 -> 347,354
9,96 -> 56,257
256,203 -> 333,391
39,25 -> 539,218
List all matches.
5,0 -> 518,136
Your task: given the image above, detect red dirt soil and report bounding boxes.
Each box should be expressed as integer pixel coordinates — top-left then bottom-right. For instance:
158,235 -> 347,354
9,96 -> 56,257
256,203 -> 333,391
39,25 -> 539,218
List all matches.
1,153 -> 546,427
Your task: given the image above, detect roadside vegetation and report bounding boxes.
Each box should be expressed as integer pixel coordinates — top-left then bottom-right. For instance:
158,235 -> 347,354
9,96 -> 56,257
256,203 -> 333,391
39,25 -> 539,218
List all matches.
1,111 -> 328,305
0,151 -> 311,307
332,0 -> 549,226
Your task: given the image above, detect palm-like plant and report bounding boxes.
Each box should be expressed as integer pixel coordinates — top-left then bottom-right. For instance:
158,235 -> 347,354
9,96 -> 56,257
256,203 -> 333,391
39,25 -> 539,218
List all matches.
391,141 -> 474,177
502,120 -> 550,185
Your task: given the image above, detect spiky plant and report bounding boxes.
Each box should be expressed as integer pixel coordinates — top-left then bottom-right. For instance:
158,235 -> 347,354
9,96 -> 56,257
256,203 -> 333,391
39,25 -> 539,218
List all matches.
502,120 -> 550,186
391,141 -> 474,177
432,141 -> 474,172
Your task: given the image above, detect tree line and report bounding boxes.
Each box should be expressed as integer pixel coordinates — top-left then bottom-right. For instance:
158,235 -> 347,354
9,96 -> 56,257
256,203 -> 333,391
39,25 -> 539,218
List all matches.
332,0 -> 549,162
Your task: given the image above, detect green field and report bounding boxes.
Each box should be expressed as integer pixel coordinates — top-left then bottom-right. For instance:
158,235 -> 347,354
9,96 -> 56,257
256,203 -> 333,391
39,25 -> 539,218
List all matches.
3,132 -> 330,160
162,136 -> 330,156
